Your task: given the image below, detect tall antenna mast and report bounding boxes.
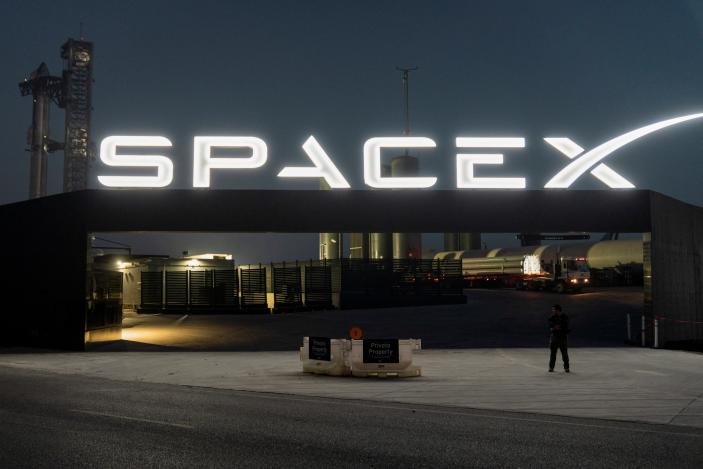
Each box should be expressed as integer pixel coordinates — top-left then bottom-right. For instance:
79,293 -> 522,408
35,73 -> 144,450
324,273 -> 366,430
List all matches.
396,66 -> 418,136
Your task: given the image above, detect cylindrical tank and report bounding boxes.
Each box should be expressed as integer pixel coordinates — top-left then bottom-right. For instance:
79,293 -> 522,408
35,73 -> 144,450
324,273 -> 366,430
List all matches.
369,164 -> 392,259
319,179 -> 342,260
443,233 -> 460,251
566,240 -> 643,269
393,232 -> 421,259
369,232 -> 392,259
391,155 -> 421,259
319,232 -> 342,260
444,233 -> 482,251
349,232 -> 368,259
441,240 -> 644,270
460,233 -> 482,250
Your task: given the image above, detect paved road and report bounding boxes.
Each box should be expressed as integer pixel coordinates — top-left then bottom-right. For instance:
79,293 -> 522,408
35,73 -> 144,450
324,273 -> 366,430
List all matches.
1,366 -> 700,469
104,287 -> 642,351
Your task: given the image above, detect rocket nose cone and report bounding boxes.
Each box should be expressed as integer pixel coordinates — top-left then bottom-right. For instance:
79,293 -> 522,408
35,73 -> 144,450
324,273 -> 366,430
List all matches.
30,63 -> 50,79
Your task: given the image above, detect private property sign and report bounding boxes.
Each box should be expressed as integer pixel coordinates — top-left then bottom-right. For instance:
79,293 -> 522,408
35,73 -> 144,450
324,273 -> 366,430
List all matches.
308,337 -> 331,361
97,113 -> 703,190
363,339 -> 400,364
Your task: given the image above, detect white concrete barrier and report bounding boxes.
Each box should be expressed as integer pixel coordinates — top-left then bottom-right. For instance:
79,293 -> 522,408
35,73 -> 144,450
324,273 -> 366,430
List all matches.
300,337 -> 351,376
349,339 -> 422,377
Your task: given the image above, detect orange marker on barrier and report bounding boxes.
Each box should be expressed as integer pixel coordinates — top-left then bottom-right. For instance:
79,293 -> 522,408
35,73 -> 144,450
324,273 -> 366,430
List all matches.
349,327 -> 363,340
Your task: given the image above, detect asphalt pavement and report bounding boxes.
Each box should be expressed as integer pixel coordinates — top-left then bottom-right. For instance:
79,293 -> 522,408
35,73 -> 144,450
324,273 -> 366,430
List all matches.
104,287 -> 643,351
1,366 -> 701,469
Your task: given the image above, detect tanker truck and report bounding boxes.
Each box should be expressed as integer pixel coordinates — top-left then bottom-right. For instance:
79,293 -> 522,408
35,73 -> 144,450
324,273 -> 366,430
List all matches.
436,252 -> 590,293
434,238 -> 649,291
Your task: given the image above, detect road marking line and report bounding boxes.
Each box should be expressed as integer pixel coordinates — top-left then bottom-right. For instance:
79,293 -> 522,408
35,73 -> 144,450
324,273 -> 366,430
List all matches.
633,370 -> 668,376
71,409 -> 193,429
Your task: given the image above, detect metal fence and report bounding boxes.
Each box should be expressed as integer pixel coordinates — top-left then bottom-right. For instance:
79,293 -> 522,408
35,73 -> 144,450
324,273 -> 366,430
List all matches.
240,266 -> 268,312
133,259 -> 464,314
272,263 -> 304,312
304,264 -> 333,310
140,271 -> 162,308
139,269 -> 241,313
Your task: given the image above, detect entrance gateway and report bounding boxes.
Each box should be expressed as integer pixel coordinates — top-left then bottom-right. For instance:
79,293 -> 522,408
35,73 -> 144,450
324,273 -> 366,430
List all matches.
0,189 -> 701,350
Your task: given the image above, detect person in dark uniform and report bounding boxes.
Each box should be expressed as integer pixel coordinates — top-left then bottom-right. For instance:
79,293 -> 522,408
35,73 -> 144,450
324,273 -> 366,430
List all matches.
548,304 -> 570,372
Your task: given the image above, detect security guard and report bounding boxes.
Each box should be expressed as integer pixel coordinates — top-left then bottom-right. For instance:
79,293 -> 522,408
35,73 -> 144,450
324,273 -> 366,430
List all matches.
548,304 -> 570,372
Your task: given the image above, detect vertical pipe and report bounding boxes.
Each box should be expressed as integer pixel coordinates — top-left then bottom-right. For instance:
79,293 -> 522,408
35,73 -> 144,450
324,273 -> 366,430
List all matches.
654,318 -> 659,348
627,313 -> 631,342
641,315 -> 646,347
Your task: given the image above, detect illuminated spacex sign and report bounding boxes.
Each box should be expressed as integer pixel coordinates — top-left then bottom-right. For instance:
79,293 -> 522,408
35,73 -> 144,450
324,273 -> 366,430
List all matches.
97,113 -> 703,190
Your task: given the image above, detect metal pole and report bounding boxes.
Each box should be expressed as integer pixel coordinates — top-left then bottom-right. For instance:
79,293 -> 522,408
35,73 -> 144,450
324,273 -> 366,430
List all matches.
396,66 -> 418,147
627,313 -> 631,342
402,70 -> 409,136
654,318 -> 659,348
641,315 -> 646,347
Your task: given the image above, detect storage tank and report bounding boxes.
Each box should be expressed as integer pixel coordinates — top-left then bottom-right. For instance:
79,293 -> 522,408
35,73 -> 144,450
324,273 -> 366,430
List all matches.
369,164 -> 392,259
391,156 -> 421,259
443,233 -> 482,251
319,179 -> 342,260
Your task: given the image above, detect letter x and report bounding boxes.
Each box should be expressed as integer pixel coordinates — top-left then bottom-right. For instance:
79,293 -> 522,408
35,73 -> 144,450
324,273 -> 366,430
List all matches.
544,138 -> 634,188
544,113 -> 703,188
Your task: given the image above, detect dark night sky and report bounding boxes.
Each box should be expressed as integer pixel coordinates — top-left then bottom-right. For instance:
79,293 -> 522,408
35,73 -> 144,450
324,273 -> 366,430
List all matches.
2,0 -> 703,262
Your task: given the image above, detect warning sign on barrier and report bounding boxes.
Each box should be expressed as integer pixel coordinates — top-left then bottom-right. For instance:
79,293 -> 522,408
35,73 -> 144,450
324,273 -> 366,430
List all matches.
363,339 -> 399,363
308,337 -> 331,361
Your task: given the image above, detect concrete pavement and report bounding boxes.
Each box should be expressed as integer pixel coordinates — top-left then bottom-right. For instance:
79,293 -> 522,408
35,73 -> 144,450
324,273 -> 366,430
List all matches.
1,347 -> 701,428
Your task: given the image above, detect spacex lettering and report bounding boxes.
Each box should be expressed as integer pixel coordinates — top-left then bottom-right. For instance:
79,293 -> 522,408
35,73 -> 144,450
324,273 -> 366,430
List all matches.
97,113 -> 703,190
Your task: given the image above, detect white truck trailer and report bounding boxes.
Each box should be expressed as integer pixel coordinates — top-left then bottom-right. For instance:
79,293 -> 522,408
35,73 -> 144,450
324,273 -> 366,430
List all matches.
461,254 -> 590,293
